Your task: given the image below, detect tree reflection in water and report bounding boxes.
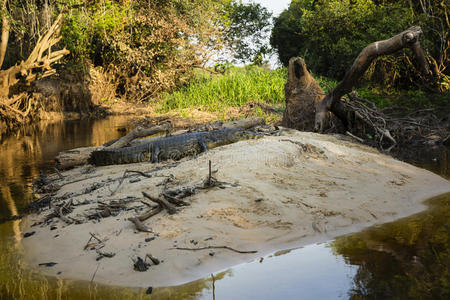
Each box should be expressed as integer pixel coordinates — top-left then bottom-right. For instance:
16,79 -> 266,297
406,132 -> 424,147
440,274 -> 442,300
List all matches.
331,193 -> 450,300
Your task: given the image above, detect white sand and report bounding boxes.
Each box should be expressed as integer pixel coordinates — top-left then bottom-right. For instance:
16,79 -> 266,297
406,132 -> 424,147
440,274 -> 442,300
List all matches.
22,129 -> 450,287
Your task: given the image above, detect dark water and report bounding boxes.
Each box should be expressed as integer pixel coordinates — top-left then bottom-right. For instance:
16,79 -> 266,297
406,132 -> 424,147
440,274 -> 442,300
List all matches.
0,117 -> 448,299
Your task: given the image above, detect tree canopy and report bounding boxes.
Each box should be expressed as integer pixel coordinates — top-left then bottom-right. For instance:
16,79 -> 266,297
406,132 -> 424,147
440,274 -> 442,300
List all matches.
270,0 -> 449,90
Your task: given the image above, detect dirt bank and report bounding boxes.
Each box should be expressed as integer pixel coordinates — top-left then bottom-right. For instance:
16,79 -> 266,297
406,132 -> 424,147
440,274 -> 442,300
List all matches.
22,129 -> 450,287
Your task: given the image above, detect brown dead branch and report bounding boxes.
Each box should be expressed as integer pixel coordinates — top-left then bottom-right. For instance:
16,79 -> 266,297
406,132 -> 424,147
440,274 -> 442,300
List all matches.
142,191 -> 177,215
314,26 -> 430,132
106,123 -> 171,149
170,245 -> 257,254
128,205 -> 162,232
49,199 -> 74,224
0,13 -> 69,128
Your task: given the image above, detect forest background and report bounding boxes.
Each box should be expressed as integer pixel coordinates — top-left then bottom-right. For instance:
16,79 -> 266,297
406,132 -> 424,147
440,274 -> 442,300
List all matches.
0,0 -> 448,134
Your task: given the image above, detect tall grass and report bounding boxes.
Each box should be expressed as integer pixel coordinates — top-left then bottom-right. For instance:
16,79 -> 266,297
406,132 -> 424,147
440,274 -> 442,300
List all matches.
158,66 -> 286,112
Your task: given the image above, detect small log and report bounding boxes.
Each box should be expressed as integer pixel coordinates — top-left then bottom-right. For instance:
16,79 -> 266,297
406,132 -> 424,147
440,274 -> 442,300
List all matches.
106,123 -> 171,149
55,146 -> 102,170
54,124 -> 170,169
221,117 -> 265,129
128,205 -> 162,232
128,217 -> 153,233
142,192 -> 177,215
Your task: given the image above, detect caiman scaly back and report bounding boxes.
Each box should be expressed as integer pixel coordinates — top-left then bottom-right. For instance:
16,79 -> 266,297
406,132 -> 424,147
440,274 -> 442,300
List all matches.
90,128 -> 261,166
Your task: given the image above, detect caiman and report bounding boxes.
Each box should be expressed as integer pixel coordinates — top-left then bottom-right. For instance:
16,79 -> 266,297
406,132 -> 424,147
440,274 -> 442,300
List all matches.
90,128 -> 261,166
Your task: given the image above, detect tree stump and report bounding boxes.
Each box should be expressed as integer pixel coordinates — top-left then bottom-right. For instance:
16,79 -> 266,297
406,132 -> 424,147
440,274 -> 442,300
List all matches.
282,57 -> 325,131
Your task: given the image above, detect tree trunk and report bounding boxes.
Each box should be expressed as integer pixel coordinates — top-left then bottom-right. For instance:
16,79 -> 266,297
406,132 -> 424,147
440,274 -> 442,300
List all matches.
0,13 -> 69,97
314,26 -> 429,132
0,0 -> 10,69
282,57 -> 325,131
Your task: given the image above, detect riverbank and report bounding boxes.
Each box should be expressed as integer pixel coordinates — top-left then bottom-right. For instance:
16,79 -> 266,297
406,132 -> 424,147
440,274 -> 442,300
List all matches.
21,128 -> 450,287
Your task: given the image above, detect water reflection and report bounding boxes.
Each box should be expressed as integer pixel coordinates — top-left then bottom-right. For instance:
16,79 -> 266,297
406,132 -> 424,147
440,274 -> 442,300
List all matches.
331,193 -> 450,300
0,117 -> 132,220
0,117 -> 449,299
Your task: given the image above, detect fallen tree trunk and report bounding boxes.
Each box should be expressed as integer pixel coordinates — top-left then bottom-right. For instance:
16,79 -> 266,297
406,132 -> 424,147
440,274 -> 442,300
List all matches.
282,26 -> 444,148
313,26 -> 430,132
55,117 -> 265,169
55,123 -> 171,169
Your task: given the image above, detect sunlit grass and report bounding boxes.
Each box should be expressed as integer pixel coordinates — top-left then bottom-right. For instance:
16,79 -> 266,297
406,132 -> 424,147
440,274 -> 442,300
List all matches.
157,66 -> 286,113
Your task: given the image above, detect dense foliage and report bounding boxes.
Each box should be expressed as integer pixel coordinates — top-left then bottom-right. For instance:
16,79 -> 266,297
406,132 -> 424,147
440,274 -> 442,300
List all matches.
222,0 -> 272,64
1,0 -> 273,102
271,0 -> 449,90
60,0 -> 228,101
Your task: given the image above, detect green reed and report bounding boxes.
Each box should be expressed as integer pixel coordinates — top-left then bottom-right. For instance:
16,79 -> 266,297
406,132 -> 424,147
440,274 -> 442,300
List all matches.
158,66 -> 286,112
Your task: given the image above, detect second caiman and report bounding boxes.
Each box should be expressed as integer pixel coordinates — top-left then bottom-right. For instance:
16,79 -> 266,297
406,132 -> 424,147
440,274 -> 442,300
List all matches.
90,128 -> 262,166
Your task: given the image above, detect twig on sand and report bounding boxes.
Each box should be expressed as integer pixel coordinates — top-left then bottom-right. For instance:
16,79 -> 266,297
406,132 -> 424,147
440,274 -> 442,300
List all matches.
49,199 -> 74,224
170,245 -> 257,254
89,232 -> 103,244
142,192 -> 177,214
128,204 -> 163,232
212,273 -> 216,300
109,170 -> 152,196
53,167 -> 64,180
61,174 -> 103,187
90,263 -> 100,283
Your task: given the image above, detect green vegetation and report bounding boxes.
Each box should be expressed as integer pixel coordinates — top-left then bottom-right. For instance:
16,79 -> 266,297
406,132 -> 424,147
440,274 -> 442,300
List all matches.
157,64 -> 448,121
159,66 -> 286,112
271,0 -> 449,91
222,1 -> 272,64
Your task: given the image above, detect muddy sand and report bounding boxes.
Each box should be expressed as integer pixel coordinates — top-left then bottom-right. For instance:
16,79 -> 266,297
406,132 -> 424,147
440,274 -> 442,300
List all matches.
22,129 -> 450,287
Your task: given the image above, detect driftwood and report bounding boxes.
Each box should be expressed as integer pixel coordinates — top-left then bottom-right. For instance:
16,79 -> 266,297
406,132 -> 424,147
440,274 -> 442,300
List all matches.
142,192 -> 177,215
128,205 -> 162,232
55,123 -> 171,169
107,123 -> 171,149
222,117 -> 264,129
314,26 -> 429,132
0,14 -> 69,127
55,146 -> 103,170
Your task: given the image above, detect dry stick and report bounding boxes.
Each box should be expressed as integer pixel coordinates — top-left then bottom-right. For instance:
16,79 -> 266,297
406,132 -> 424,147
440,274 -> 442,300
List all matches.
345,131 -> 364,143
212,273 -> 216,300
84,236 -> 93,250
171,246 -> 257,254
128,217 -> 152,233
208,160 -> 212,186
146,254 -> 160,265
60,174 -> 103,187
142,192 -> 177,215
90,263 -> 100,284
53,167 -> 64,180
89,232 -> 103,244
105,123 -> 171,149
110,170 -> 153,196
161,192 -> 190,206
50,199 -> 73,224
128,206 -> 163,233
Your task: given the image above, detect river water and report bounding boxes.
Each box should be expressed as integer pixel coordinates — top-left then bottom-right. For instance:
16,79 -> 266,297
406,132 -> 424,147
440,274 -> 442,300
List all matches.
0,116 -> 448,299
